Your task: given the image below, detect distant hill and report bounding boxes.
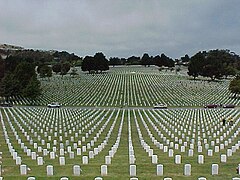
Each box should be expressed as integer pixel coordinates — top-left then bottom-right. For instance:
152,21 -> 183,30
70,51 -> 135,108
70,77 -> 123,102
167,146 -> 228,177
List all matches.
0,43 -> 25,59
0,43 -> 24,50
0,43 -> 81,65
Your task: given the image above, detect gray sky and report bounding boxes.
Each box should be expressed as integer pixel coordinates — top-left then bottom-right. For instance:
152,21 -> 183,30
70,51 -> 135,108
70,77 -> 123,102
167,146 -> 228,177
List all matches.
1,0 -> 240,59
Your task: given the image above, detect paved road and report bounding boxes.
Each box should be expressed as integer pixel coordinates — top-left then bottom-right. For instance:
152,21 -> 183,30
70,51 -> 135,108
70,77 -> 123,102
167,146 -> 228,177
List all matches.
5,105 -> 237,110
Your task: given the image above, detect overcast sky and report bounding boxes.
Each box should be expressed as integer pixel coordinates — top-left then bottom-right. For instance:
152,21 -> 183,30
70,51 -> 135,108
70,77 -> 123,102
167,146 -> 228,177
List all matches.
1,0 -> 240,59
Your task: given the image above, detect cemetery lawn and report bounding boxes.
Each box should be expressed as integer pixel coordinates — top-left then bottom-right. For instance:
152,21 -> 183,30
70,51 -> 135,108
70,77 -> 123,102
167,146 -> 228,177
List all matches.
0,66 -> 240,179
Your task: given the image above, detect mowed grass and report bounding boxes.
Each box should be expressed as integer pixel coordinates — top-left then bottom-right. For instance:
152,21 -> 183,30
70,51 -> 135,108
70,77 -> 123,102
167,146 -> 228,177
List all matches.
6,65 -> 237,107
0,108 -> 240,179
0,66 -> 240,180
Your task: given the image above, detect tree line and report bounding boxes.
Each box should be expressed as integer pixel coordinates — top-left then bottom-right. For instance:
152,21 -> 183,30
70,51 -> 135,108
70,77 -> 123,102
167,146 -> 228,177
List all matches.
1,47 -> 240,102
187,49 -> 240,96
108,53 -> 174,67
0,56 -> 41,104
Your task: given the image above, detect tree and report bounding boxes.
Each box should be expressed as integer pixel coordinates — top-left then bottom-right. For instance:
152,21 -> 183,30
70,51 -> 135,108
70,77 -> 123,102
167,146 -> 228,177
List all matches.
188,49 -> 239,80
22,76 -> 42,105
181,54 -> 190,63
52,63 -> 62,74
0,57 -> 4,80
154,54 -> 174,68
38,65 -> 52,78
14,61 -> 36,91
187,51 -> 207,80
0,60 -> 41,103
94,52 -> 109,73
109,57 -> 122,66
126,56 -> 140,65
82,56 -> 94,73
60,62 -> 71,76
81,52 -> 109,73
141,53 -> 152,67
229,76 -> 240,97
0,72 -> 20,102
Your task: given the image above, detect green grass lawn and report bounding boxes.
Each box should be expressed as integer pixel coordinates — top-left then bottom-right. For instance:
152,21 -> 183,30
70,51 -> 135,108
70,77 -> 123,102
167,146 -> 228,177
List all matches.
0,66 -> 240,179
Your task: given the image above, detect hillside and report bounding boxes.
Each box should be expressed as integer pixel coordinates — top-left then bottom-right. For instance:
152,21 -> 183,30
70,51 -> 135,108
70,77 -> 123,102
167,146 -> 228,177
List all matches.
0,43 -> 24,50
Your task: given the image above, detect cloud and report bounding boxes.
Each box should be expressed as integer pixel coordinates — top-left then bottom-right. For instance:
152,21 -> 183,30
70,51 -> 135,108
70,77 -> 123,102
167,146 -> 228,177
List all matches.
0,0 -> 240,59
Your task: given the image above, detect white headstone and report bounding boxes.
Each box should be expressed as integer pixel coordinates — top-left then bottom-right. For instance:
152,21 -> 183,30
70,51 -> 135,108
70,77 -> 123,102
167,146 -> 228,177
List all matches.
60,177 -> 68,180
169,149 -> 174,157
157,164 -> 163,176
101,165 -> 107,176
105,156 -> 111,165
77,148 -> 81,155
50,152 -> 55,159
148,149 -> 153,156
82,156 -> 88,164
152,155 -> 158,164
227,149 -> 232,156
73,165 -> 81,176
198,177 -> 207,180
59,157 -> 65,165
214,146 -> 219,152
31,152 -> 37,160
20,164 -> 27,175
198,155 -> 204,164
16,156 -> 21,165
184,164 -> 191,176
27,177 -> 36,180
69,151 -> 74,159
208,149 -> 213,156
27,149 -> 31,156
130,165 -> 136,176
175,155 -> 181,164
198,146 -> 203,153
37,157 -> 43,165
188,149 -> 194,157
212,164 -> 218,175
180,146 -> 185,152
94,177 -> 103,180
220,154 -> 227,163
47,165 -> 53,176
43,149 -> 48,156
89,151 -> 94,159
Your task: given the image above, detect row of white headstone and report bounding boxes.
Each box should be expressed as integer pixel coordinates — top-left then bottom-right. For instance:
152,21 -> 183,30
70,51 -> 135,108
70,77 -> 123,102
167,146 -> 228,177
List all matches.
97,163 -> 240,178
2,108 -> 121,165
138,109 -> 240,158
1,107 -> 239,178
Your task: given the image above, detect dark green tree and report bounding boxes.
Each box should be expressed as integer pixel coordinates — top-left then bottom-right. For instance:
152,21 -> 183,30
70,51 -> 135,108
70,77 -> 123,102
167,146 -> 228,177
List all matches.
38,65 -> 52,78
126,56 -> 140,65
52,63 -> 62,74
0,57 -> 4,80
0,60 -> 41,103
141,53 -> 152,67
94,52 -> 109,73
81,56 -> 94,73
229,76 -> 240,97
109,57 -> 122,66
187,51 -> 207,79
22,76 -> 42,104
60,62 -> 71,76
14,61 -> 36,91
0,72 -> 20,102
82,53 -> 109,73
